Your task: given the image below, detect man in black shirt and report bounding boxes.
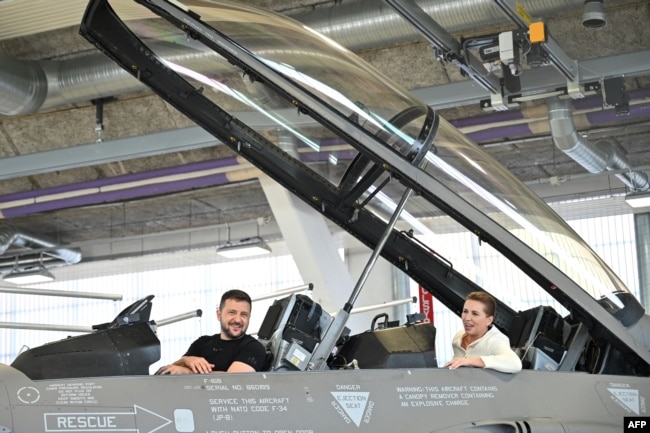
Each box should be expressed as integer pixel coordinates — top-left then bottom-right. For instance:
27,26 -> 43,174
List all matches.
155,289 -> 266,374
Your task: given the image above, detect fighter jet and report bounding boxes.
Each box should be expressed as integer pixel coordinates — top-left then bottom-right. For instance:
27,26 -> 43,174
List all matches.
1,0 -> 648,432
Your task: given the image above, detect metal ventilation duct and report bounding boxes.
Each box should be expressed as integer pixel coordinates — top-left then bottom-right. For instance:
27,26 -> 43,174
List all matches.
0,0 -> 607,117
0,225 -> 82,274
547,97 -> 650,192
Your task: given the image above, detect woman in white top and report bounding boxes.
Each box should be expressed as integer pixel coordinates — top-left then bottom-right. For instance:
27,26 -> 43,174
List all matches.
443,291 -> 522,373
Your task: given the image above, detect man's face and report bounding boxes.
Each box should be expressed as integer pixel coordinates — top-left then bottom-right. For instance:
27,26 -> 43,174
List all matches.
217,298 -> 251,340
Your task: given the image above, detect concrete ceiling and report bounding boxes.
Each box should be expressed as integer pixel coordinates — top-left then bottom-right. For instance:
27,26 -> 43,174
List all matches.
0,0 -> 649,276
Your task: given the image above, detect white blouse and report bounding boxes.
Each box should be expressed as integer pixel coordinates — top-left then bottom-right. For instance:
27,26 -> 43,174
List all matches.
450,326 -> 522,373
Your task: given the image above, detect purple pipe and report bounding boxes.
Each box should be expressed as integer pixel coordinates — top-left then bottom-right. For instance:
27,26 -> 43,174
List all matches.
0,141 -> 357,218
0,156 -> 240,202
452,109 -> 525,129
2,172 -> 232,218
467,124 -> 534,143
572,88 -> 650,111
466,101 -> 650,143
2,91 -> 650,218
453,88 -> 650,143
585,101 -> 650,124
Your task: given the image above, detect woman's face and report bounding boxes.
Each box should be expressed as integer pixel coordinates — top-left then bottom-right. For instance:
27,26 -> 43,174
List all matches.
461,299 -> 493,339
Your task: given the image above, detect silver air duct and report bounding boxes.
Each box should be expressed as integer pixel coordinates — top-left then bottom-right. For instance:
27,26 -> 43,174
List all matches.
0,225 -> 82,273
0,52 -> 48,116
1,41 -> 227,117
0,0 -> 607,117
292,0 -> 596,51
547,97 -> 649,192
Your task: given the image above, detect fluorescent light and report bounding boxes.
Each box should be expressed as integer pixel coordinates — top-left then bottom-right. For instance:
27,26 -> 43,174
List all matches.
625,192 -> 650,209
3,266 -> 55,285
216,236 -> 272,259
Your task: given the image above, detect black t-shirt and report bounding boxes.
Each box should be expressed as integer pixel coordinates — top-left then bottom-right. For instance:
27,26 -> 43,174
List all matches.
184,334 -> 266,372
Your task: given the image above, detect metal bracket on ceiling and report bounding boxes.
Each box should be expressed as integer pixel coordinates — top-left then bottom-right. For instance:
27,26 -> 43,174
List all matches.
386,0 -> 588,111
384,0 -> 501,96
603,76 -> 630,116
566,61 -> 583,99
480,0 -> 586,109
91,97 -> 115,143
492,0 -> 577,83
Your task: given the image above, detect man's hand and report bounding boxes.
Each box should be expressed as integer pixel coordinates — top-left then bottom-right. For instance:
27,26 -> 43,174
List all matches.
154,364 -> 192,375
180,356 -> 215,374
155,356 -> 215,375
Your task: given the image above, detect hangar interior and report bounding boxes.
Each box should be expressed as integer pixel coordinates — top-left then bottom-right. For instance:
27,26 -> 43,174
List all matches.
0,0 -> 650,274
0,0 -> 649,368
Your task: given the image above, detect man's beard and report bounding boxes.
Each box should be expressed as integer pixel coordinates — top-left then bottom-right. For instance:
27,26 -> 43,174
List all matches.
221,320 -> 246,339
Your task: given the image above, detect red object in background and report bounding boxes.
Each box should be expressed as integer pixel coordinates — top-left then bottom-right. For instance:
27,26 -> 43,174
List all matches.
418,285 -> 434,323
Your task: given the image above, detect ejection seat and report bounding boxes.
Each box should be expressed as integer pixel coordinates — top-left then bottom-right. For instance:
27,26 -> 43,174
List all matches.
508,305 -> 567,371
257,293 -> 331,371
330,312 -> 438,370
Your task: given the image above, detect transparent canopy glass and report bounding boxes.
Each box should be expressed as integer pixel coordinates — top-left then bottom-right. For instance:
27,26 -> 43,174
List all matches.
108,0 -> 633,315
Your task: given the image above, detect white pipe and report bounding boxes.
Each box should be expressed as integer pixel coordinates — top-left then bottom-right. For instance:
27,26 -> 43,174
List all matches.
1,308 -> 199,333
156,309 -> 202,327
250,283 -> 313,302
0,321 -> 92,333
331,296 -> 417,315
0,285 -> 122,300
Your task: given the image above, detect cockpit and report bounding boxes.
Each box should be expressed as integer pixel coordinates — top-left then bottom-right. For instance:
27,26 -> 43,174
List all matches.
8,291 -> 639,379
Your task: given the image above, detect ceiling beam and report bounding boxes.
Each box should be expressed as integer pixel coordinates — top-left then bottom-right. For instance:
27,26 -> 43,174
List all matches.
416,49 -> 650,109
0,49 -> 648,181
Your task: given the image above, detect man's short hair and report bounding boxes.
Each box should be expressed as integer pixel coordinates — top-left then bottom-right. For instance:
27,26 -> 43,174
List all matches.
219,289 -> 253,310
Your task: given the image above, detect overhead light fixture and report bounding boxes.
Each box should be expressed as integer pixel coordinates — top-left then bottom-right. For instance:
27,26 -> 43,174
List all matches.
217,236 -> 272,259
3,266 -> 55,285
625,191 -> 650,209
217,219 -> 273,259
582,0 -> 607,28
